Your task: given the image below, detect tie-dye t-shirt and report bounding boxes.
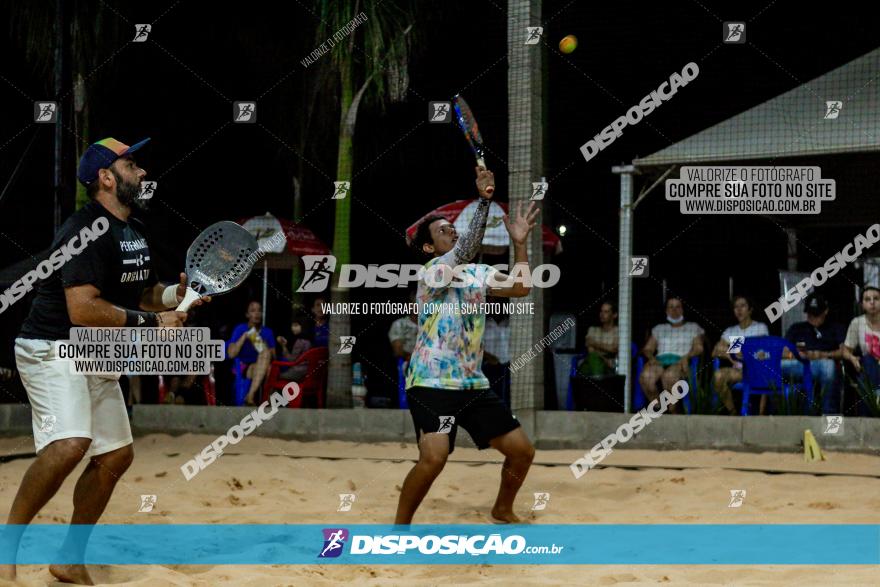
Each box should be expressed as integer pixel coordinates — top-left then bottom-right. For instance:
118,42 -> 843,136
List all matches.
406,258 -> 498,390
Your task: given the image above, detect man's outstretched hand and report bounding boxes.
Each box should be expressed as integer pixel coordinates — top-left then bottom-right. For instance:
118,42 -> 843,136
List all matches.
503,201 -> 540,245
475,166 -> 495,199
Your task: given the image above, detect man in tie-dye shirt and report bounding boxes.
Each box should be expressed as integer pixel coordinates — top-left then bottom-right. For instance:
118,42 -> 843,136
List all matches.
395,166 -> 541,525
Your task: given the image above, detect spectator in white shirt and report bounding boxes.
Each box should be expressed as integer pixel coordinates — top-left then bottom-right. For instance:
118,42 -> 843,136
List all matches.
640,296 -> 704,413
711,296 -> 769,415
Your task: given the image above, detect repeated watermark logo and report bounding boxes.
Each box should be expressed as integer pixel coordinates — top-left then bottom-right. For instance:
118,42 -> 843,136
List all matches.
57,327 -> 225,376
332,181 -> 350,200
525,27 -> 543,45
765,224 -> 880,323
429,101 -> 451,123
511,317 -> 576,374
133,24 -> 151,42
214,230 -> 286,292
337,493 -> 357,512
0,217 -> 109,315
39,415 -> 56,433
346,533 -> 560,556
138,495 -> 157,512
580,62 -> 699,162
34,101 -> 57,123
723,22 -> 745,43
824,101 -> 843,119
728,489 -> 746,508
531,492 -> 550,511
630,256 -> 649,277
727,335 -> 745,354
138,181 -> 157,200
301,12 -> 367,67
297,256 -> 336,292
297,255 -> 561,292
337,336 -> 356,355
234,101 -> 256,123
823,415 -> 844,435
530,181 -> 548,201
666,166 -> 836,214
437,416 -> 455,433
181,383 -> 300,480
571,381 -> 689,479
318,528 -> 349,558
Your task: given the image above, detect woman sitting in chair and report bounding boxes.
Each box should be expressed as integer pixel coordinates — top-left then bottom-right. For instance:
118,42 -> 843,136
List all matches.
276,316 -> 312,382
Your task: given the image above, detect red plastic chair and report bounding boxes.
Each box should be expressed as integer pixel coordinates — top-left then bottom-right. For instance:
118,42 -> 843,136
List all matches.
262,347 -> 329,408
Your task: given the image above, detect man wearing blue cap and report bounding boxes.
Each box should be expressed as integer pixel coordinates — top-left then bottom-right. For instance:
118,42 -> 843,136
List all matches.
1,138 -> 203,584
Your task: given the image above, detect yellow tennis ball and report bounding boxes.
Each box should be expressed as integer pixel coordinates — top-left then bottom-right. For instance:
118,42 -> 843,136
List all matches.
559,35 -> 578,54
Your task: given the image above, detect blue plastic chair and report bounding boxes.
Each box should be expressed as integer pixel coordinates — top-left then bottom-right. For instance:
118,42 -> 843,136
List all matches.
737,336 -> 813,416
635,354 -> 697,414
232,357 -> 251,406
397,357 -> 408,409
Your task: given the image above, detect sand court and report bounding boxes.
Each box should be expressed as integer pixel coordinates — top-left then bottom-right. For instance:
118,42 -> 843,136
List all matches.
1,434 -> 878,585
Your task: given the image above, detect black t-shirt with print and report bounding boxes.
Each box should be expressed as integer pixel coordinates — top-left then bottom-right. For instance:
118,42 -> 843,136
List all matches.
19,200 -> 157,341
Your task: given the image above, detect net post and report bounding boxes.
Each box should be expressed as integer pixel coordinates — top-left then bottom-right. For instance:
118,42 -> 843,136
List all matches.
613,164 -> 636,414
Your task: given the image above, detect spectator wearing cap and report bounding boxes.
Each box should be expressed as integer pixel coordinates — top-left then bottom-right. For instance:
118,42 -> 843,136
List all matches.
781,293 -> 846,414
841,286 -> 880,414
711,296 -> 769,415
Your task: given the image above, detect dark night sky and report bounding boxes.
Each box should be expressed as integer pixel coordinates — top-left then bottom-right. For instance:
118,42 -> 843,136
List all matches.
1,0 -> 878,397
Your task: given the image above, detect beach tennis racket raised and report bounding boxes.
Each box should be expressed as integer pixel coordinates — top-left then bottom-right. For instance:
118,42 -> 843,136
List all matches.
453,94 -> 493,195
176,221 -> 260,312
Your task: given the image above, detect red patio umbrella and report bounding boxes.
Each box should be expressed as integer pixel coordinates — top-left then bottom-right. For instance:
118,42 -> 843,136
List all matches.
240,213 -> 331,322
405,199 -> 562,255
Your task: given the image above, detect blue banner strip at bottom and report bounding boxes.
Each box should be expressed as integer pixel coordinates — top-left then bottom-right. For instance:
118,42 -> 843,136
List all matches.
1,524 -> 878,565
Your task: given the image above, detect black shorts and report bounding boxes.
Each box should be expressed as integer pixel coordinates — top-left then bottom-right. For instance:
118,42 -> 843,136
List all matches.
406,386 -> 521,454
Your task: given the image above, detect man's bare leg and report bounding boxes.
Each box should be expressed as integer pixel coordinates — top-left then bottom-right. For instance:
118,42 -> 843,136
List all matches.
488,428 -> 535,523
49,444 -> 134,586
0,438 -> 90,582
245,349 -> 272,404
394,434 -> 449,525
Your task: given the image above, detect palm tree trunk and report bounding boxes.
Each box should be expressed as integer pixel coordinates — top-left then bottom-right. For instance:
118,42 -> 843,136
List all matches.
507,0 -> 545,417
326,60 -> 356,408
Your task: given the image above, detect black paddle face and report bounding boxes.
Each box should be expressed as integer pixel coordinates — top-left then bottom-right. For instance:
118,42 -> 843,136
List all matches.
185,221 -> 259,296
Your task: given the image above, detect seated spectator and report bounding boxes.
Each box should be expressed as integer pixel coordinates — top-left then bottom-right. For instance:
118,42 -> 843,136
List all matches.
640,296 -> 704,413
482,301 -> 511,404
277,316 -> 312,382
781,293 -> 846,414
712,295 -> 769,415
842,286 -> 880,415
312,296 -> 329,347
579,301 -> 619,377
227,301 -> 275,405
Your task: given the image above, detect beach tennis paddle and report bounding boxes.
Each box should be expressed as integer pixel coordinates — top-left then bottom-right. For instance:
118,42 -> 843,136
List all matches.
176,221 -> 260,312
452,94 -> 494,195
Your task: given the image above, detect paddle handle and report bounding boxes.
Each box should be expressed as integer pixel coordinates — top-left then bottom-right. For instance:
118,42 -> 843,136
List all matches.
176,287 -> 201,312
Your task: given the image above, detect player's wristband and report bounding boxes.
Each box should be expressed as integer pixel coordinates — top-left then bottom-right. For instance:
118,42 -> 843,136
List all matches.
125,310 -> 159,327
161,284 -> 179,308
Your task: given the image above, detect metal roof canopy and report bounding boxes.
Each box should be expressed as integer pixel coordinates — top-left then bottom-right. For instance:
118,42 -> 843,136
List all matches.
633,47 -> 880,167
613,46 -> 880,412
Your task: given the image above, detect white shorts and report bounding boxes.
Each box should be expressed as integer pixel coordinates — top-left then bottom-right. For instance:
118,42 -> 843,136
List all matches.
14,338 -> 133,457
